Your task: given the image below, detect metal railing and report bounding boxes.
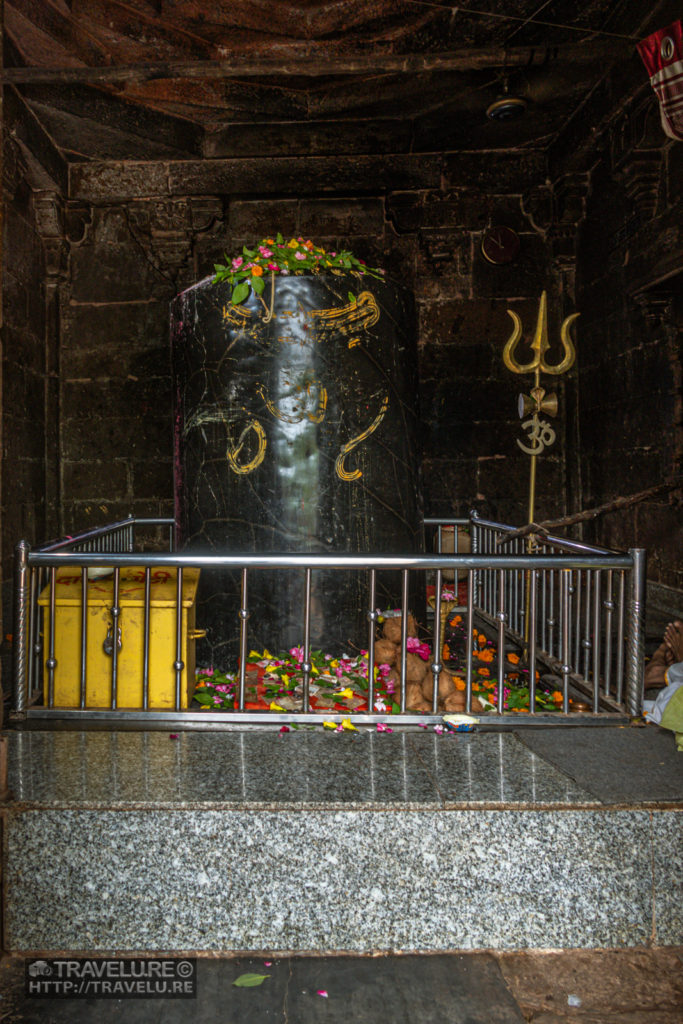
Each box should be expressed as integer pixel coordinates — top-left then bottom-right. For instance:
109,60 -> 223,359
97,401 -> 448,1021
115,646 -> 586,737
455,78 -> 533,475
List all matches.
11,514 -> 645,727
469,516 -> 645,716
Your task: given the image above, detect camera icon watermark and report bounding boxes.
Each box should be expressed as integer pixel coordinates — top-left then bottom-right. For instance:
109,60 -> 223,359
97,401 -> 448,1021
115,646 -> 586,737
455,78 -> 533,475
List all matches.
25,958 -> 197,999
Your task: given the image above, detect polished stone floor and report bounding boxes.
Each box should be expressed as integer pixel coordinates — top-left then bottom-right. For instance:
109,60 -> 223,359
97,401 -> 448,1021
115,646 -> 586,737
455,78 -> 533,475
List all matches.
3,724 -> 682,955
7,723 -> 681,809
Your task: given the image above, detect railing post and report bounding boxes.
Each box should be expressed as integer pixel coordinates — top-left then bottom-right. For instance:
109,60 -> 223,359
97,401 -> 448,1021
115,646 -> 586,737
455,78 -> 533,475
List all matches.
625,548 -> 646,717
12,540 -> 30,718
469,510 -> 480,609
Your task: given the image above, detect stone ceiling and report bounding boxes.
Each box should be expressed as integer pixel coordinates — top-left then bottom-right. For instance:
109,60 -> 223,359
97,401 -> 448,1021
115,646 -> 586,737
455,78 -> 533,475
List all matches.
2,0 -> 671,172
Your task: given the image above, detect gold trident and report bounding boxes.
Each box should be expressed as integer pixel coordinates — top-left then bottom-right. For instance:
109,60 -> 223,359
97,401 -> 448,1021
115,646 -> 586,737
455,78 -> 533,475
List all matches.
503,290 -> 579,526
502,290 -> 579,656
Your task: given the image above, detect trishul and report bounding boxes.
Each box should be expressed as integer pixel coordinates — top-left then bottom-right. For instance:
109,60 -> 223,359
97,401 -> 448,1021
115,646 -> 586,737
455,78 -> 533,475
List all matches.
503,290 -> 578,377
501,290 -> 579,656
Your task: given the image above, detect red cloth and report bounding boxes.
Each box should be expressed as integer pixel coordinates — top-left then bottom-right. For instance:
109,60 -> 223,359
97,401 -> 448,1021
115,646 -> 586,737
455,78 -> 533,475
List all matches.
638,20 -> 683,140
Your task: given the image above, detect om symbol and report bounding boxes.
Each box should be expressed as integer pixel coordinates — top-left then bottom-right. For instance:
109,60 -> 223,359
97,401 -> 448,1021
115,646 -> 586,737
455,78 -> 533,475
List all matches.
517,416 -> 556,456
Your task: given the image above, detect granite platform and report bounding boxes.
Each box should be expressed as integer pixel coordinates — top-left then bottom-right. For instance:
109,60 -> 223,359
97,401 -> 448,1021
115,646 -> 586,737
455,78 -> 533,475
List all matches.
2,726 -> 681,954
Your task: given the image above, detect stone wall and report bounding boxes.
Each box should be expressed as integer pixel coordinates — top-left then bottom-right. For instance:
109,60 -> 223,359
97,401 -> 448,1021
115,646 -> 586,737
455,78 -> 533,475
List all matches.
55,177 -> 571,547
1,140 -> 50,639
5,112 -> 680,619
575,95 -> 683,589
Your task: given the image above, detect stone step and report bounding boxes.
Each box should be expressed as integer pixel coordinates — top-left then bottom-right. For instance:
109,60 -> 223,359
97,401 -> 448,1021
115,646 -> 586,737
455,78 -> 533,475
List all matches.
3,727 -> 681,954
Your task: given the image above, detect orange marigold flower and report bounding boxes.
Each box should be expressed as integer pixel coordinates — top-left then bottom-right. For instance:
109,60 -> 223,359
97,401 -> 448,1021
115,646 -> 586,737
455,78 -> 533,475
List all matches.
479,649 -> 494,662
453,615 -> 462,625
251,265 -> 264,276
478,667 -> 490,677
454,676 -> 466,691
552,690 -> 563,703
508,653 -> 520,664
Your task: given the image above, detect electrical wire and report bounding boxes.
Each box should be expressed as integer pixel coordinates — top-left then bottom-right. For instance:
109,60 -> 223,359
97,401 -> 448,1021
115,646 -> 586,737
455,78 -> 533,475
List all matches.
404,1 -> 642,42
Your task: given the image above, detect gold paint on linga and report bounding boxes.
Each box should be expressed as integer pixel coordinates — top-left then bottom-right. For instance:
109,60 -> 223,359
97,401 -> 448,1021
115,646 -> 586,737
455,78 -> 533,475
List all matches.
335,395 -> 389,482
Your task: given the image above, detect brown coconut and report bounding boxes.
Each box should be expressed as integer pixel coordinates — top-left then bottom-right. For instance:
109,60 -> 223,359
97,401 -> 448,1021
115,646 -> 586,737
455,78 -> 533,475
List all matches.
397,651 -> 430,685
421,669 -> 456,703
443,691 -> 467,713
374,638 -> 397,667
405,682 -> 431,713
384,667 -> 400,687
382,614 -> 418,645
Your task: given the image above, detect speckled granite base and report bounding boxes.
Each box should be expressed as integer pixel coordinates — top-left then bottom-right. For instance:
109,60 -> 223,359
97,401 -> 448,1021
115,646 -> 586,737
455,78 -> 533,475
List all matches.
3,731 -> 681,953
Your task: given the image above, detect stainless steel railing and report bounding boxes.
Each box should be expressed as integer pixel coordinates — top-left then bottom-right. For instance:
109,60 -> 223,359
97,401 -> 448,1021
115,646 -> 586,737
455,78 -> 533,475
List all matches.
11,514 -> 644,726
469,515 -> 645,715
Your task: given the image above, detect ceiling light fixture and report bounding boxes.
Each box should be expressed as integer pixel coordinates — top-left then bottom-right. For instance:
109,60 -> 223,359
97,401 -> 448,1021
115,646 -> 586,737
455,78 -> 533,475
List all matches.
486,75 -> 527,120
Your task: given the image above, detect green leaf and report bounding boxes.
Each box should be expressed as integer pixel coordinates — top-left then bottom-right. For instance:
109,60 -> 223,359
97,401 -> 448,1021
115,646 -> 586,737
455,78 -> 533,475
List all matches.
233,973 -> 270,988
243,247 -> 256,258
391,701 -> 401,715
276,232 -> 284,245
251,275 -> 265,295
231,281 -> 250,305
193,691 -> 213,705
348,292 -> 356,303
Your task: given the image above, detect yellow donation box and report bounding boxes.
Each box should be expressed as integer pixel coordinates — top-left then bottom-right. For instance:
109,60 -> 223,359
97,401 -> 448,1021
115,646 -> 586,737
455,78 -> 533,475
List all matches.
38,567 -> 201,709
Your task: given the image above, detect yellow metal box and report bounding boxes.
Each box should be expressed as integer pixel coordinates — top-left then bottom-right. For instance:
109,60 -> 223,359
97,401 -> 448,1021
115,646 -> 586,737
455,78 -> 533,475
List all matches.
38,567 -> 201,709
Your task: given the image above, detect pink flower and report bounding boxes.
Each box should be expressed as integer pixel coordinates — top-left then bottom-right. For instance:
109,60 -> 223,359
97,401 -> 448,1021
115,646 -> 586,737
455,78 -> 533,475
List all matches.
406,638 -> 431,661
279,726 -> 290,734
267,262 -> 279,271
379,663 -> 392,675
231,256 -> 243,270
289,646 -> 304,663
259,246 -> 273,257
295,251 -> 307,260
376,722 -> 393,733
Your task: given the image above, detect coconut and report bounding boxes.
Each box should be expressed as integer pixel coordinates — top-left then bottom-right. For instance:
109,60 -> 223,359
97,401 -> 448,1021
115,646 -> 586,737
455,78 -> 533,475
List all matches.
382,614 -> 418,644
421,669 -> 456,703
443,691 -> 467,713
405,682 -> 431,713
397,651 -> 430,685
374,638 -> 397,667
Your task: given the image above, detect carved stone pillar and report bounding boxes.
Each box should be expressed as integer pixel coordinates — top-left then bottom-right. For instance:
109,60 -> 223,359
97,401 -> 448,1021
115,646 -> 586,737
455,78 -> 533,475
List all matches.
547,173 -> 590,298
34,191 -> 69,539
611,96 -> 664,221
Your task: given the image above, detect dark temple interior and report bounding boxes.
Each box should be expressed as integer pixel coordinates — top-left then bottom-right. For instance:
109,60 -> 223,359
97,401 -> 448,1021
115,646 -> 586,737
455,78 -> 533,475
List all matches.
1,0 -> 682,654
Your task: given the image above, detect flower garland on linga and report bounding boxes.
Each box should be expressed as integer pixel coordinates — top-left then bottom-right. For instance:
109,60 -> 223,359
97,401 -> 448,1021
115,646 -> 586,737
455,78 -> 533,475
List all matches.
213,234 -> 385,317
